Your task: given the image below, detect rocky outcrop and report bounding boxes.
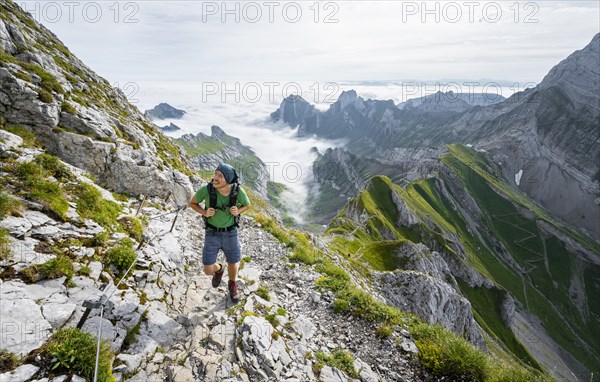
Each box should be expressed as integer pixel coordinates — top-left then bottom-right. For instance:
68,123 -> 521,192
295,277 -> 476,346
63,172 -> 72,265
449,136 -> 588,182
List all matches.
373,242 -> 485,348
0,1 -> 194,205
144,103 -> 186,120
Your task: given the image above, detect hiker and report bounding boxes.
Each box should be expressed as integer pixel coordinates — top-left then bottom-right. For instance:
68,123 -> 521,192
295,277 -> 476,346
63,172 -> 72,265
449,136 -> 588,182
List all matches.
189,163 -> 250,301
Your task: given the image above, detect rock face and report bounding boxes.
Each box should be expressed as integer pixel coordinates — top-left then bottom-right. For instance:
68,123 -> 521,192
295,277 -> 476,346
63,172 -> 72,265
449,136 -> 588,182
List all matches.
373,243 -> 485,348
0,1 -> 194,205
144,103 -> 186,120
177,125 -> 270,198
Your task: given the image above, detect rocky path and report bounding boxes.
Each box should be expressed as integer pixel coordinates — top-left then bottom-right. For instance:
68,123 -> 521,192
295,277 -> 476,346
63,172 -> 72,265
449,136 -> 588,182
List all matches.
1,192 -> 424,382
149,214 -> 425,382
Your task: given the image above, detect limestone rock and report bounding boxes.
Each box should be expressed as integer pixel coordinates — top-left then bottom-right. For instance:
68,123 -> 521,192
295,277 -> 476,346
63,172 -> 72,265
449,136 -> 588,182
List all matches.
0,129 -> 23,150
0,298 -> 52,355
143,308 -> 184,347
0,364 -> 40,382
376,270 -> 485,348
319,366 -> 347,382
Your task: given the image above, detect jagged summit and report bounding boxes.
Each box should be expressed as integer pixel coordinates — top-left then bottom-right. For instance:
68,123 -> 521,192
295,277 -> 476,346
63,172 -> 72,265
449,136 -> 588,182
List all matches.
538,33 -> 599,107
159,122 -> 181,132
270,94 -> 317,128
144,103 -> 187,121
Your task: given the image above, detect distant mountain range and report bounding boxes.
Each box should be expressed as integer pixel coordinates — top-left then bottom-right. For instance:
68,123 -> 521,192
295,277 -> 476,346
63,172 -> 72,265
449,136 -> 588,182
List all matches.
272,34 -> 600,241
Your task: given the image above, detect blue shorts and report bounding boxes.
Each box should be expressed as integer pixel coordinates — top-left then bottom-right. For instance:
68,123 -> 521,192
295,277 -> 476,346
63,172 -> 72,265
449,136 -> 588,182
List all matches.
202,229 -> 241,265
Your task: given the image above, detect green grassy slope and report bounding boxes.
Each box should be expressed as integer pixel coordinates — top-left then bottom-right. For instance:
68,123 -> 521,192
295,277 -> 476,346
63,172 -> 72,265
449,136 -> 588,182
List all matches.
441,145 -> 599,373
327,144 -> 600,378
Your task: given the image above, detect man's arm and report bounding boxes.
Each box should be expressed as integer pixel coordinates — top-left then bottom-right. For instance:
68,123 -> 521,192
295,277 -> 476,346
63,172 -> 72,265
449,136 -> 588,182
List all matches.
189,196 -> 215,217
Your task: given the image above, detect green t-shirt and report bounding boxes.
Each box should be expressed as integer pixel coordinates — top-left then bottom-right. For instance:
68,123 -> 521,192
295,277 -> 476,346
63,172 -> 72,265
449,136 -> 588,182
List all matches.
194,184 -> 250,228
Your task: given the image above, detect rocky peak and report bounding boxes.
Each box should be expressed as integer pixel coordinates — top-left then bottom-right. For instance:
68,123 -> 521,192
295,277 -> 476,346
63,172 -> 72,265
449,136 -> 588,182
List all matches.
336,89 -> 359,110
159,122 -> 181,132
144,103 -> 186,121
210,124 -> 232,141
270,94 -> 317,128
538,33 -> 599,107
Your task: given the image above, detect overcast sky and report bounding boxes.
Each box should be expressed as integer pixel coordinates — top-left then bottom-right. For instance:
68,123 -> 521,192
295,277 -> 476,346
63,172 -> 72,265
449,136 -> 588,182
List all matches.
18,0 -> 600,85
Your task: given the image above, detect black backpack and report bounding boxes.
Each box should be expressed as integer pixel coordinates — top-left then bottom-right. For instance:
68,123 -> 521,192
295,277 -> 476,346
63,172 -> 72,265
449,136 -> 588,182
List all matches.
204,180 -> 241,229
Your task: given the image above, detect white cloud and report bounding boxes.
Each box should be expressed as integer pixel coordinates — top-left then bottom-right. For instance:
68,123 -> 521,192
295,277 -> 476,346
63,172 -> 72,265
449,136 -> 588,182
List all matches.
19,1 -> 599,84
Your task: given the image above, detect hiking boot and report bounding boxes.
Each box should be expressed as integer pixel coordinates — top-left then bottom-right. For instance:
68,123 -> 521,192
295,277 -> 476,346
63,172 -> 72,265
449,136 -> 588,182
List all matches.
212,263 -> 224,288
228,280 -> 239,302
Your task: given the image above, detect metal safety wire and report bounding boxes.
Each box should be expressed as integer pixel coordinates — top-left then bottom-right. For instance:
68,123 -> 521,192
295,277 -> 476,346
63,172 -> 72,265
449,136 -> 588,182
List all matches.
89,203 -> 186,382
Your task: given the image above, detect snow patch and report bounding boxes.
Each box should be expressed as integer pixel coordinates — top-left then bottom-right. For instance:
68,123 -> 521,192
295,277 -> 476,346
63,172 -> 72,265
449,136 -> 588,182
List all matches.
515,169 -> 523,186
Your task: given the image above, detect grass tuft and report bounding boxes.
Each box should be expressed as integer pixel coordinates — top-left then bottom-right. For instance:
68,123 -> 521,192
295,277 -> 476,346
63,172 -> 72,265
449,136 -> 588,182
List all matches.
106,240 -> 137,274
36,255 -> 74,280
75,183 -> 122,231
15,160 -> 69,220
34,153 -> 72,180
256,285 -> 271,301
0,192 -> 23,219
0,349 -> 20,373
314,350 -> 359,379
40,327 -> 114,382
118,216 -> 144,242
412,323 -> 488,380
0,229 -> 11,261
61,101 -> 77,114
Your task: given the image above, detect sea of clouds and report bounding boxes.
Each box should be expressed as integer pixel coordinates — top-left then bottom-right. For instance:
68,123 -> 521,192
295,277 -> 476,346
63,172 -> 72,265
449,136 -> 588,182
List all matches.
133,80 -> 519,222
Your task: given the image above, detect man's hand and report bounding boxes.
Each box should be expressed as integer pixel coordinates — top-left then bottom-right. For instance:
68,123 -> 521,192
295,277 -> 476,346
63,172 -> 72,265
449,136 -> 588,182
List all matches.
205,208 -> 216,217
229,206 -> 239,216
